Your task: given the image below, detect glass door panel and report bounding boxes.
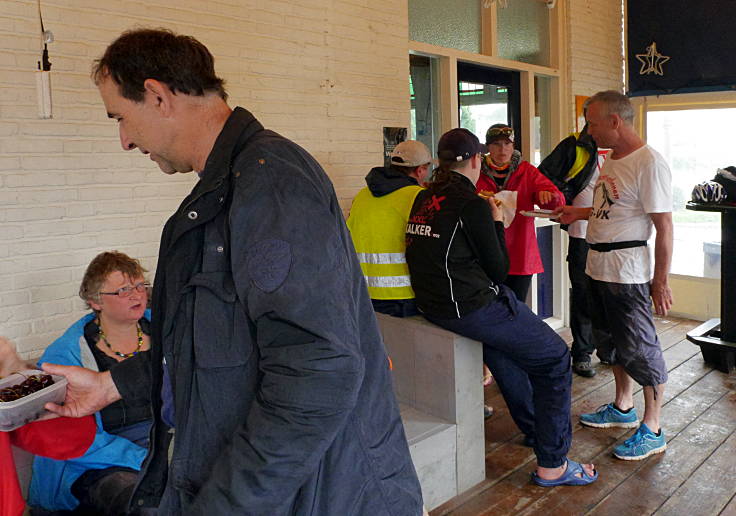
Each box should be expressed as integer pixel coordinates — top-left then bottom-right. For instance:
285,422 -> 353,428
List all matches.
533,75 -> 553,166
410,54 -> 441,156
457,62 -> 521,148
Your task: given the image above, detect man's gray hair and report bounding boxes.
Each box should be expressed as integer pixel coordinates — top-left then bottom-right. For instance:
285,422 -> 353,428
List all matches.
589,90 -> 634,124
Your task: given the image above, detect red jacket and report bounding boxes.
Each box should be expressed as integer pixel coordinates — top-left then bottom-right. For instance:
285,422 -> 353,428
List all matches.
476,159 -> 564,275
1,416 -> 95,516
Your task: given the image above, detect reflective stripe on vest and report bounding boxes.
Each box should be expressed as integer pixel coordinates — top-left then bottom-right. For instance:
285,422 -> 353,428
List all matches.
356,252 -> 406,264
365,275 -> 412,288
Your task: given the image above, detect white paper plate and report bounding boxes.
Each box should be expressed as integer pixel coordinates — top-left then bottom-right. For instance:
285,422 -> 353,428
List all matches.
520,209 -> 557,219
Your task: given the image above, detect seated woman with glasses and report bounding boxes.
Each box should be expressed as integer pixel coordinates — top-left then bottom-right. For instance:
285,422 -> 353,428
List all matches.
29,251 -> 152,516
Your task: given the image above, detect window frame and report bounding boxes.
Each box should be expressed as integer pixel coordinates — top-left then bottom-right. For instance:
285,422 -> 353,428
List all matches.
630,91 -> 736,320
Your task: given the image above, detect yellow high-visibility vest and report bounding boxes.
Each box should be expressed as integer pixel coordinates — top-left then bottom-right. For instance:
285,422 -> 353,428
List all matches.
347,185 -> 423,300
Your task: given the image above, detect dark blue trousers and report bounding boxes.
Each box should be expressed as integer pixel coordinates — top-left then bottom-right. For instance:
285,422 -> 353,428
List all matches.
426,286 -> 572,468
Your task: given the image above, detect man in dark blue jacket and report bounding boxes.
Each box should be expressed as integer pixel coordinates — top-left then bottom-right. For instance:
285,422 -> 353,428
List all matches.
42,28 -> 423,516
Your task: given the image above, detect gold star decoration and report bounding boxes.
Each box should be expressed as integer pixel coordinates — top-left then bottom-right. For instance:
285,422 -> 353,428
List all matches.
635,42 -> 670,76
483,0 -> 508,7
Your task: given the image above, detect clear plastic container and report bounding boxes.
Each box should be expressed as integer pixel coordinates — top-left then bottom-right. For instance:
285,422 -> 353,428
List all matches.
0,369 -> 67,432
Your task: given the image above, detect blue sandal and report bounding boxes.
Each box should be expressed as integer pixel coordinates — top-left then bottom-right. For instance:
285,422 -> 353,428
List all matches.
531,459 -> 598,487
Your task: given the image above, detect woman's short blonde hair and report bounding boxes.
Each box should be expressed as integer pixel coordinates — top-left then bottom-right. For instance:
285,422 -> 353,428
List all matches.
79,251 -> 148,309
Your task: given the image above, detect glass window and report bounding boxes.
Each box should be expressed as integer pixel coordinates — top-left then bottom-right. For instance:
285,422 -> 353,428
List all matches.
458,82 -> 509,144
409,55 -> 441,156
646,109 -> 734,278
408,0 -> 481,54
457,63 -> 521,150
496,0 -> 550,66
533,75 -> 553,166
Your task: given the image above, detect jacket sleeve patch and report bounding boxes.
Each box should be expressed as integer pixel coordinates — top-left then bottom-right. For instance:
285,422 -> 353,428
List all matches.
247,238 -> 292,293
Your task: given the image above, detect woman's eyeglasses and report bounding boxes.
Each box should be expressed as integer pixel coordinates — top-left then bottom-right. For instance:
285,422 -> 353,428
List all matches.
99,282 -> 151,297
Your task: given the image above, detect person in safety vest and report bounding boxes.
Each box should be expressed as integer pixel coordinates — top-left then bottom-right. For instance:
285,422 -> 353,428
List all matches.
348,140 -> 497,421
347,140 -> 432,318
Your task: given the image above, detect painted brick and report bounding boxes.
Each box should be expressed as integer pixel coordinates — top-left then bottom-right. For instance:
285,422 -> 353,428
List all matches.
0,290 -> 30,307
3,173 -> 66,188
13,269 -> 72,290
0,0 -> 619,358
0,225 -> 23,240
30,283 -> 80,303
24,219 -> 86,238
5,206 -> 66,222
567,0 -> 625,126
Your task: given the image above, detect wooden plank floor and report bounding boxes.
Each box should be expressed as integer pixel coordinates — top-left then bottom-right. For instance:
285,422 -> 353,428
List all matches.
430,316 -> 736,516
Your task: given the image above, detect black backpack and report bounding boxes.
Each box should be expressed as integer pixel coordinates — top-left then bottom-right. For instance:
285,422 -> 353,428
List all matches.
538,127 -> 598,205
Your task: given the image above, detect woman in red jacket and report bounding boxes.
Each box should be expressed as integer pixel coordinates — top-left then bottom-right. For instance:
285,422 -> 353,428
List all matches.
476,124 -> 565,302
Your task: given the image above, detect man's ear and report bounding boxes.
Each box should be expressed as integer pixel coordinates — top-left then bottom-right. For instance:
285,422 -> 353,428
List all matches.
143,79 -> 174,116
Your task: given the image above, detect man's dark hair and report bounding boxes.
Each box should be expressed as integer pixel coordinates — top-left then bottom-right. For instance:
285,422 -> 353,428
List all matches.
92,28 -> 227,102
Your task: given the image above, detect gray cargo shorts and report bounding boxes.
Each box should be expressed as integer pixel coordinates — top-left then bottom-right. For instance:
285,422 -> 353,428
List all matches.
588,279 -> 668,387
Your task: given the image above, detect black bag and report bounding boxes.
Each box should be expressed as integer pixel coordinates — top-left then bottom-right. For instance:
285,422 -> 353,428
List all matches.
538,128 -> 598,205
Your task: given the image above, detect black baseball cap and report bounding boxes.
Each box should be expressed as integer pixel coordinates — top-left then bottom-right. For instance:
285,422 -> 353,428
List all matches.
437,128 -> 485,162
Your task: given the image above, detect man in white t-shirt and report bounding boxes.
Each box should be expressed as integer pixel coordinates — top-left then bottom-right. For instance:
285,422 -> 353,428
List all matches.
539,121 -> 613,378
557,90 -> 673,461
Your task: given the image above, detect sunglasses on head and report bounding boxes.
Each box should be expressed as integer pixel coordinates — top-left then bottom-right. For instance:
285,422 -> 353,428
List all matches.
488,127 -> 513,138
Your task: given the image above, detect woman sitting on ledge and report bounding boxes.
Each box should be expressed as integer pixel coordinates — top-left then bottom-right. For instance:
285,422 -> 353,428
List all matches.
405,128 -> 598,487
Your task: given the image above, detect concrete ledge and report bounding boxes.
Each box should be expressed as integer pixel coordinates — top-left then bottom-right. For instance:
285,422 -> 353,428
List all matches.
376,313 -> 485,509
400,404 -> 457,510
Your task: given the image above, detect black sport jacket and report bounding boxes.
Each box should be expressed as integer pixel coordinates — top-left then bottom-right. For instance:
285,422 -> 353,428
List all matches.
405,171 -> 509,319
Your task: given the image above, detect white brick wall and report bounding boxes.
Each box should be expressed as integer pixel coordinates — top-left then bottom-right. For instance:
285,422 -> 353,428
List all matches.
0,0 -> 411,356
1,0 -> 628,357
567,0 -> 625,126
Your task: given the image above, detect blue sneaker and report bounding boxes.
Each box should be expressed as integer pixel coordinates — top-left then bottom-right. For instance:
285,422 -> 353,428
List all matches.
580,403 -> 639,428
613,423 -> 666,460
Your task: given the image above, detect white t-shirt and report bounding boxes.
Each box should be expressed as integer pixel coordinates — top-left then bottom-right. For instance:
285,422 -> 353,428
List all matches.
586,145 -> 672,284
568,166 -> 599,239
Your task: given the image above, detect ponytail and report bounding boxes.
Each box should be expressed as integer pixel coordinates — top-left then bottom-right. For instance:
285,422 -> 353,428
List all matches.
427,159 -> 467,194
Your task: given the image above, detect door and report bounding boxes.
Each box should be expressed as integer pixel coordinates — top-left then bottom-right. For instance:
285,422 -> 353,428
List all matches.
456,62 -> 556,318
457,62 -> 521,149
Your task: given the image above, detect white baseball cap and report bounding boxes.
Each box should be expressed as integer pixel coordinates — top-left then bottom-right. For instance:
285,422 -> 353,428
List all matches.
390,140 -> 434,167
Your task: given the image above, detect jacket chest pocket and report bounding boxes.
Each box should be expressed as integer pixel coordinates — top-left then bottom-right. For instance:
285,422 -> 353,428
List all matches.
188,271 -> 254,369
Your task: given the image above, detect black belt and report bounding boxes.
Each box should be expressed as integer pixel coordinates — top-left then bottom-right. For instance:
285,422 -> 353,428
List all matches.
589,240 -> 647,252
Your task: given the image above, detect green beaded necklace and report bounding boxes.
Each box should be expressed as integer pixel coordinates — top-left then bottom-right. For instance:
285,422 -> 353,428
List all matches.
97,320 -> 143,359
